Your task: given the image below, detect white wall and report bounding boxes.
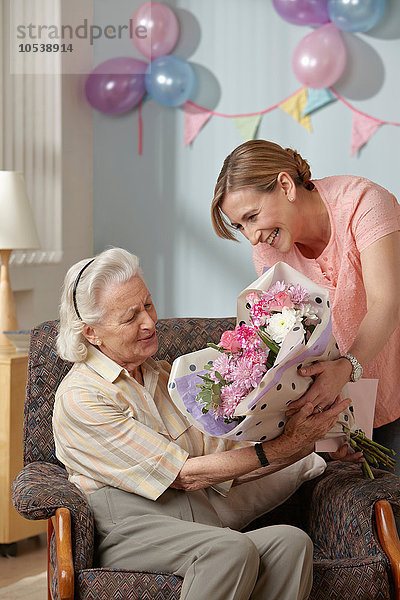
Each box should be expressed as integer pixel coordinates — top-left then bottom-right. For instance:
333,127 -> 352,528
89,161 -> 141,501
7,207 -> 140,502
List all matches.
93,0 -> 400,319
5,0 -> 94,329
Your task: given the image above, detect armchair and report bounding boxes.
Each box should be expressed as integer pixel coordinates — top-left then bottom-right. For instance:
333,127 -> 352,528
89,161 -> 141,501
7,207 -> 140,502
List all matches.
11,317 -> 400,600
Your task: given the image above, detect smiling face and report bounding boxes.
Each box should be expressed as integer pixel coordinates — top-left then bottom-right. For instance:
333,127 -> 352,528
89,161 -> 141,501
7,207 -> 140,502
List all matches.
221,184 -> 300,253
83,275 -> 158,374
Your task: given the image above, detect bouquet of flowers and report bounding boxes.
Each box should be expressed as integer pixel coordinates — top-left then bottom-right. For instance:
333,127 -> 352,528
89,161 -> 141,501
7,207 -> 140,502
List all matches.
168,262 -> 395,477
195,280 -> 319,423
169,262 -> 353,442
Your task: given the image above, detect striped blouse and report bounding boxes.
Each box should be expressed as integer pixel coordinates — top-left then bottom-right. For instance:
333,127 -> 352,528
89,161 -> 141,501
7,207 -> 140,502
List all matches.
53,346 -> 247,501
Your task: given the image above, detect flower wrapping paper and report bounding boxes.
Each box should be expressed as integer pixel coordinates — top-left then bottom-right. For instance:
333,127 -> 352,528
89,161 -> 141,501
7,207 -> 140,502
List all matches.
168,262 -> 355,443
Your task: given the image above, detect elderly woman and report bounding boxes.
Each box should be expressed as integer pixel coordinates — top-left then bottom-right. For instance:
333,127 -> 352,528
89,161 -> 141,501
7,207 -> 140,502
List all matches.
212,140 -> 400,470
53,247 -> 349,600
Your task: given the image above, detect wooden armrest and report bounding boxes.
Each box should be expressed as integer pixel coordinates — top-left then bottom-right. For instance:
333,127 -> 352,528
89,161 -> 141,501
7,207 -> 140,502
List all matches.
375,500 -> 400,600
47,508 -> 74,600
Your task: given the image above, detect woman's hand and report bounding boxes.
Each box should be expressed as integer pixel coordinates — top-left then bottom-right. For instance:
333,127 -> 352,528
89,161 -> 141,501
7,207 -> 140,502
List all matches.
285,358 -> 352,416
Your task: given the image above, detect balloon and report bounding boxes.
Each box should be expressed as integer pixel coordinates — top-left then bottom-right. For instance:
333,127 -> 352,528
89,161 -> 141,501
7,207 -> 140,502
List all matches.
292,23 -> 346,89
328,0 -> 386,32
85,57 -> 148,115
145,56 -> 195,107
131,1 -> 180,60
272,0 -> 330,26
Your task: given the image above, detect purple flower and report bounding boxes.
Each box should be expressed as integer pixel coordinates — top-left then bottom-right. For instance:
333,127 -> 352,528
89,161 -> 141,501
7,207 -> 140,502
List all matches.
210,353 -> 232,382
288,283 -> 309,305
261,280 -> 287,302
217,383 -> 244,419
230,356 -> 266,390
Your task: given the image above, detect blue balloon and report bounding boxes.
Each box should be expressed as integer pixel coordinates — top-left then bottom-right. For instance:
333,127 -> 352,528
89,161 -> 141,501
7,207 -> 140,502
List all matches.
328,0 -> 386,33
145,56 -> 195,107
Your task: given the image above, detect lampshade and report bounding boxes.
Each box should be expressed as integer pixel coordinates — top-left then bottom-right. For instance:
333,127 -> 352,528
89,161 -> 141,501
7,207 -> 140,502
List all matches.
0,171 -> 40,249
0,171 -> 40,353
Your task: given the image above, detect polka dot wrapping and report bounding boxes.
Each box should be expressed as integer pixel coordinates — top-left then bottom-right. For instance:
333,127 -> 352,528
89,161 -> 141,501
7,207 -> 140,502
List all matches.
169,262 -> 355,442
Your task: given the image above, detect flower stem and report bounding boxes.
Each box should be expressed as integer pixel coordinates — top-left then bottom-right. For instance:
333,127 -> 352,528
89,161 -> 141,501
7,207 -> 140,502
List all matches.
345,427 -> 396,479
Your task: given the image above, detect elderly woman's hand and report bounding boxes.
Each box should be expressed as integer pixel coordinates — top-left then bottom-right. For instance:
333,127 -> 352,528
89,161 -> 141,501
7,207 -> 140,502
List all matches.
285,358 -> 352,417
276,395 -> 351,463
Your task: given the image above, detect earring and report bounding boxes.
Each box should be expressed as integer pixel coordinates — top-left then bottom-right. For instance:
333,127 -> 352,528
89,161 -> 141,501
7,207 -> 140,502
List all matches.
288,196 -> 294,202
96,339 -> 102,346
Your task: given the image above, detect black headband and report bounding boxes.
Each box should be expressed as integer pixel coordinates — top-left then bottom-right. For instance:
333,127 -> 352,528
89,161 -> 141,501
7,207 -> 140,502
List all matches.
72,259 -> 95,321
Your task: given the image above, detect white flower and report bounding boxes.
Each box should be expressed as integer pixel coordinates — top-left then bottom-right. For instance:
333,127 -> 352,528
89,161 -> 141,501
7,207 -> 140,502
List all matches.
296,303 -> 318,321
266,307 -> 297,344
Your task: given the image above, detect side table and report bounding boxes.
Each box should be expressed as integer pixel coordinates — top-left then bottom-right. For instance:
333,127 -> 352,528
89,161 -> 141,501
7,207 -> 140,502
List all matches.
0,351 -> 46,546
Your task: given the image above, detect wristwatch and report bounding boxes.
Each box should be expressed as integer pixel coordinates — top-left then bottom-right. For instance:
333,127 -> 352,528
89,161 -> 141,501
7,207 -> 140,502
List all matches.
343,353 -> 363,382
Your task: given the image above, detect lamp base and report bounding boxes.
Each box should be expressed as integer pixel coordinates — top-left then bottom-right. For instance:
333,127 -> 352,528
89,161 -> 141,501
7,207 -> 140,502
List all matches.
0,250 -> 19,354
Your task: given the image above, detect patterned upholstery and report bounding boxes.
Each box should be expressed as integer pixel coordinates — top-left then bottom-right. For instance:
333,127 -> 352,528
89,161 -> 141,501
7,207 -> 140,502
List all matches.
11,317 -> 400,600
77,570 -> 183,600
245,462 -> 399,599
12,461 -> 94,571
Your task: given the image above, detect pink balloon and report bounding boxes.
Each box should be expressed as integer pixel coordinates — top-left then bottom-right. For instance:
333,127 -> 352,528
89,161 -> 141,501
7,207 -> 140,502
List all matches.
131,1 -> 180,60
292,23 -> 347,89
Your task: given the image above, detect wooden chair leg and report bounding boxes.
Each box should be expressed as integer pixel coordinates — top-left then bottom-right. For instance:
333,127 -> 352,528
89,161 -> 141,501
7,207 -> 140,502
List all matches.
375,500 -> 400,600
47,508 -> 75,600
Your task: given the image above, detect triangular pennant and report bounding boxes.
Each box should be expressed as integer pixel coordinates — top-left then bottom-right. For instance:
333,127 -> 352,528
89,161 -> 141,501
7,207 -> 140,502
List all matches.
184,102 -> 213,146
303,88 -> 336,116
233,114 -> 262,142
279,88 -> 312,132
351,111 -> 383,156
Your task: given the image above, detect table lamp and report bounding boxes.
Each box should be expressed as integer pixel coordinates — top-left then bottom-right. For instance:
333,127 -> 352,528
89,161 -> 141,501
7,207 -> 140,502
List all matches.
0,171 -> 40,353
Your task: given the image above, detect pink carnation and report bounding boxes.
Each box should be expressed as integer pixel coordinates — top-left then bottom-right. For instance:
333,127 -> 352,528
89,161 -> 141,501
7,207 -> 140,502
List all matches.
242,349 -> 269,366
235,324 -> 262,350
267,291 -> 294,312
249,299 -> 271,327
219,329 -> 242,353
246,292 -> 260,307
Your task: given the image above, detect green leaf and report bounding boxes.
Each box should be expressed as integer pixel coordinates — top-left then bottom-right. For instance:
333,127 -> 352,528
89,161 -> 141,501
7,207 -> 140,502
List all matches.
207,343 -> 225,353
214,370 -> 227,385
197,374 -> 215,385
258,329 -> 280,354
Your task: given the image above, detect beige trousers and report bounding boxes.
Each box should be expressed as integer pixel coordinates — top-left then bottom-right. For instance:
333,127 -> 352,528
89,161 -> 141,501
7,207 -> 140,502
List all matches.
88,486 -> 313,600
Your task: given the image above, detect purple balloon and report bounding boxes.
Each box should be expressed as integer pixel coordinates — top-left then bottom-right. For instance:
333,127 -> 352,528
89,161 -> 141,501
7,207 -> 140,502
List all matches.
85,57 -> 148,115
272,0 -> 330,26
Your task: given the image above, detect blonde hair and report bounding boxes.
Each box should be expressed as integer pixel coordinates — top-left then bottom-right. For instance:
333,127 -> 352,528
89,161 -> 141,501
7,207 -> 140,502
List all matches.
211,140 -> 313,240
57,247 -> 142,363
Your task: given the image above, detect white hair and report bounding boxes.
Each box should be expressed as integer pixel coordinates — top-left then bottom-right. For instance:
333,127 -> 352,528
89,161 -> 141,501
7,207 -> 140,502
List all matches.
57,247 -> 143,363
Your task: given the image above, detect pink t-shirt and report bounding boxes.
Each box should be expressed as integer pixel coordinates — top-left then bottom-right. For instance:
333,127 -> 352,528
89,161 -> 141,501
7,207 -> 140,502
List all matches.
252,175 -> 400,428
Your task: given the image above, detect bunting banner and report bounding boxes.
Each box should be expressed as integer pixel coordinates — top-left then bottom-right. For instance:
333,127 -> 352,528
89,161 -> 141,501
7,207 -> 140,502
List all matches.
279,88 -> 312,132
184,102 -> 213,147
303,88 -> 336,116
138,87 -> 399,156
350,111 -> 383,156
233,114 -> 262,142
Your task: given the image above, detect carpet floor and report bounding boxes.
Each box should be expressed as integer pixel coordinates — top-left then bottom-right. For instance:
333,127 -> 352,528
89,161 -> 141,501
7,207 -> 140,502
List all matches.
0,571 -> 47,599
